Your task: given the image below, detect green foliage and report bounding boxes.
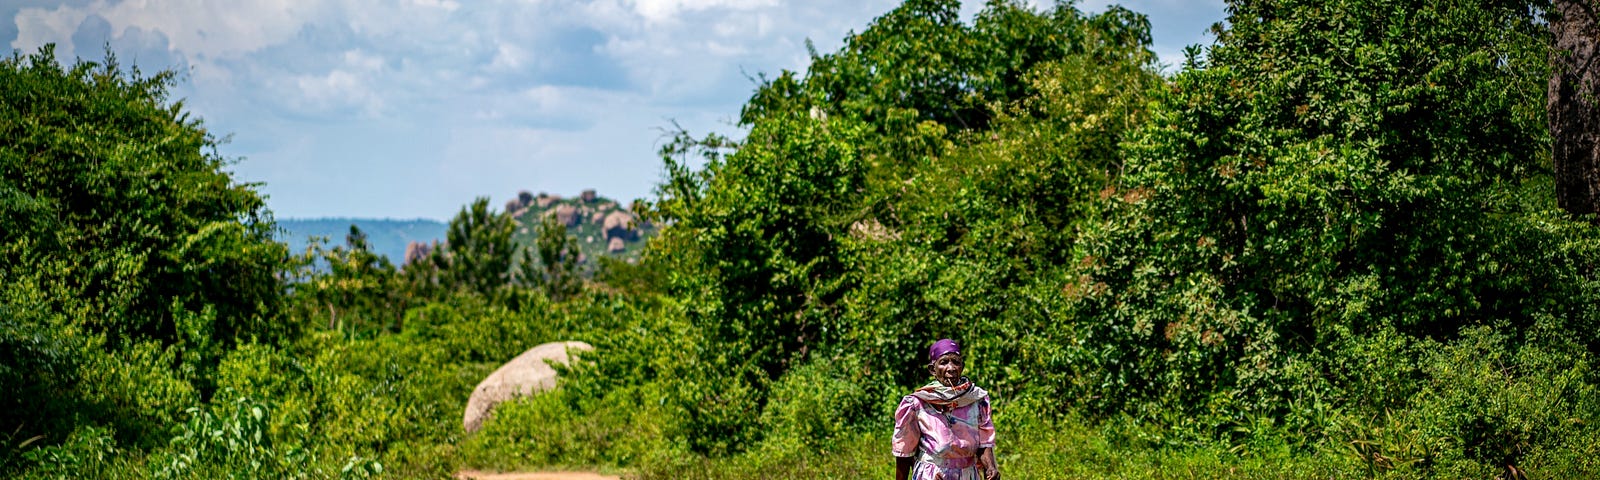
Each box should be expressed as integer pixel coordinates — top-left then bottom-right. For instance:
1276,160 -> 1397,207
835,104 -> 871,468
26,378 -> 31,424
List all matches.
639,3 -> 1164,457
288,226 -> 410,336
653,112 -> 870,383
0,45 -> 288,347
1066,0 -> 1599,434
17,426 -> 126,478
519,215 -> 583,301
430,197 -> 517,298
153,395 -> 308,479
12,0 -> 1600,477
1,45 -> 287,466
458,389 -> 639,471
1402,327 -> 1599,477
757,355 -> 879,449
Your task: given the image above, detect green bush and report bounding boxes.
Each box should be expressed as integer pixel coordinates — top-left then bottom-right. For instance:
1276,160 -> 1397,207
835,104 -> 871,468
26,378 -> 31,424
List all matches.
458,389 -> 641,471
1405,326 -> 1600,478
758,355 -> 880,451
17,426 -> 126,479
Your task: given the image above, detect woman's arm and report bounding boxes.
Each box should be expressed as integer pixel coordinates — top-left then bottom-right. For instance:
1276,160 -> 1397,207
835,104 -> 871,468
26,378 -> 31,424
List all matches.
891,396 -> 920,480
895,456 -> 913,480
978,447 -> 1000,480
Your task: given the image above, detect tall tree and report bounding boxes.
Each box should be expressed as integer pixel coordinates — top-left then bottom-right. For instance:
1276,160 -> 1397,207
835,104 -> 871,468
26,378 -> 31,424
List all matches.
1552,0 -> 1600,218
432,197 -> 516,297
517,215 -> 582,301
290,225 -> 407,332
0,45 -> 287,452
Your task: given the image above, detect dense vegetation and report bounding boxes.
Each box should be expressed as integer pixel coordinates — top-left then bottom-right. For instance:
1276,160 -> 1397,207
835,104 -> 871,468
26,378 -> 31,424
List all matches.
5,0 -> 1600,478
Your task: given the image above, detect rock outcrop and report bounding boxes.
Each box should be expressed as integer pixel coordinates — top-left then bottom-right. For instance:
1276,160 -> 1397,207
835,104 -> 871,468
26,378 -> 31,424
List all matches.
536,193 -> 560,208
404,241 -> 435,265
602,211 -> 637,242
545,204 -> 581,227
462,341 -> 594,433
505,190 -> 536,215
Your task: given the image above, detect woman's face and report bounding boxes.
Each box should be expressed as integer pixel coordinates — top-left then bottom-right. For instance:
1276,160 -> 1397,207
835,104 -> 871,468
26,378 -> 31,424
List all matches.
930,352 -> 964,386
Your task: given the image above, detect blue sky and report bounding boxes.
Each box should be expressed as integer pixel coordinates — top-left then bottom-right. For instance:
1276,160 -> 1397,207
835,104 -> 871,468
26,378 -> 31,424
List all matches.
8,0 -> 1226,220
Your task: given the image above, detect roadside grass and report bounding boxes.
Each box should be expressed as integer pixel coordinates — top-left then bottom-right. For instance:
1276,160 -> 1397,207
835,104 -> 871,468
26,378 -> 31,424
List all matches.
623,414 -> 1355,480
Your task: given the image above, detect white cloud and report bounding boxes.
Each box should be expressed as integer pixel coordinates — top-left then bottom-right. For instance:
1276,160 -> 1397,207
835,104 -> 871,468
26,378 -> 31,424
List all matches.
488,42 -> 530,71
289,69 -> 377,115
628,0 -> 777,24
6,0 -> 1224,219
10,6 -> 87,55
98,0 -> 312,59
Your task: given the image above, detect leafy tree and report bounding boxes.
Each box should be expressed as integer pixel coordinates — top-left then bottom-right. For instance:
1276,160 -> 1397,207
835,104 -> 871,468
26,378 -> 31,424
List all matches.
644,0 -> 1160,453
518,215 -> 583,301
0,45 -> 287,455
0,45 -> 288,348
1069,0 -> 1600,441
429,197 -> 516,297
287,225 -> 409,335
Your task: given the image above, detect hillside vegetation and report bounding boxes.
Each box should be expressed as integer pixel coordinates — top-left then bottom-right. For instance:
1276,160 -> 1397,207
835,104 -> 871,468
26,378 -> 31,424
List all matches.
277,191 -> 653,266
5,1 -> 1600,479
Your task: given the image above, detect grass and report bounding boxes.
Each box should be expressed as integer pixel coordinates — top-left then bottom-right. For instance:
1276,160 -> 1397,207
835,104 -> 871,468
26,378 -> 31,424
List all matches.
616,414 -> 1356,480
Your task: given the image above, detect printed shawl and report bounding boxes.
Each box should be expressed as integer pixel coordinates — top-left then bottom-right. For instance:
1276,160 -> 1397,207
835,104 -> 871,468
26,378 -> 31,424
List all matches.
910,377 -> 988,408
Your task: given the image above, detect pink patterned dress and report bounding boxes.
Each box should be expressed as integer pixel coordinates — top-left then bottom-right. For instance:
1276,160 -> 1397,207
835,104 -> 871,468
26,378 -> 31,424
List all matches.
891,382 -> 995,480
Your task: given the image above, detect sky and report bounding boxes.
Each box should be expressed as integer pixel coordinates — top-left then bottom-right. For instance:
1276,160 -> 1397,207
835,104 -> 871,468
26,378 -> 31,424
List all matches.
7,0 -> 1228,221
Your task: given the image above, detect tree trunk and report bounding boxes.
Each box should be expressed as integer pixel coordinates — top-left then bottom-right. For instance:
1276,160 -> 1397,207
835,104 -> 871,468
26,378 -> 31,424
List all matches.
1551,0 -> 1600,219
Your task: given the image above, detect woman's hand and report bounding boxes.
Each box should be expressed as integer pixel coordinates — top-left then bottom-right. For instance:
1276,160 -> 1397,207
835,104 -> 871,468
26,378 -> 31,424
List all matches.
895,456 -> 913,480
979,447 -> 1000,480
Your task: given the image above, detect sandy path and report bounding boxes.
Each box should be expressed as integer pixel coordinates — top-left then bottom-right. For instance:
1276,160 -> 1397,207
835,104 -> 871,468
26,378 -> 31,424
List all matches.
454,470 -> 621,480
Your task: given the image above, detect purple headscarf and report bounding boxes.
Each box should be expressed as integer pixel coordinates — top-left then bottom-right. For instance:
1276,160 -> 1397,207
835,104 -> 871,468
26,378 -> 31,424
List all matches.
928,338 -> 961,364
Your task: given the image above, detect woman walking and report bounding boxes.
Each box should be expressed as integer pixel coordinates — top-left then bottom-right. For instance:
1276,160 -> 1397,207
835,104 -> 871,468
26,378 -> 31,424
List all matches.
892,339 -> 1000,480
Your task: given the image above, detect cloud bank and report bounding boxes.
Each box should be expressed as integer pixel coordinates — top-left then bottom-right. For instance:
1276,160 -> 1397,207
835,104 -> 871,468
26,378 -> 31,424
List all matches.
8,0 -> 1223,219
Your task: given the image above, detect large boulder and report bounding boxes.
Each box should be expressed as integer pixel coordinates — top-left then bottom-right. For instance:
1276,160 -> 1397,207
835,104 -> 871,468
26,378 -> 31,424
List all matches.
548,204 -> 581,227
404,241 -> 435,265
462,341 -> 593,433
602,211 -> 637,242
536,193 -> 560,208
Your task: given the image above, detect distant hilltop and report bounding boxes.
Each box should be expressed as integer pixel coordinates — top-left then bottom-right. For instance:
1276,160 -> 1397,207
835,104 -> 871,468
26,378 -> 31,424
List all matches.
280,189 -> 655,267
401,189 -> 656,266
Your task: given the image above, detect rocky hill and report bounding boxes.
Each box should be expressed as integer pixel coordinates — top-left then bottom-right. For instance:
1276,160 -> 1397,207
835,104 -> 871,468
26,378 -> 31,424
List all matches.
393,189 -> 657,267
502,189 -> 656,265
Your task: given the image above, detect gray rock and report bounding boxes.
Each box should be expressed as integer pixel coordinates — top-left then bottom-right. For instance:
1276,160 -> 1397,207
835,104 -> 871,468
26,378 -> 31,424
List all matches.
554,204 -> 580,227
404,241 -> 434,265
603,211 -> 637,242
536,193 -> 560,208
462,341 -> 594,433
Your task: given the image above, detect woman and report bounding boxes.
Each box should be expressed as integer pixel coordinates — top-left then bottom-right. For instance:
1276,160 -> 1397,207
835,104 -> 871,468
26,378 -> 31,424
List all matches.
892,339 -> 999,480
